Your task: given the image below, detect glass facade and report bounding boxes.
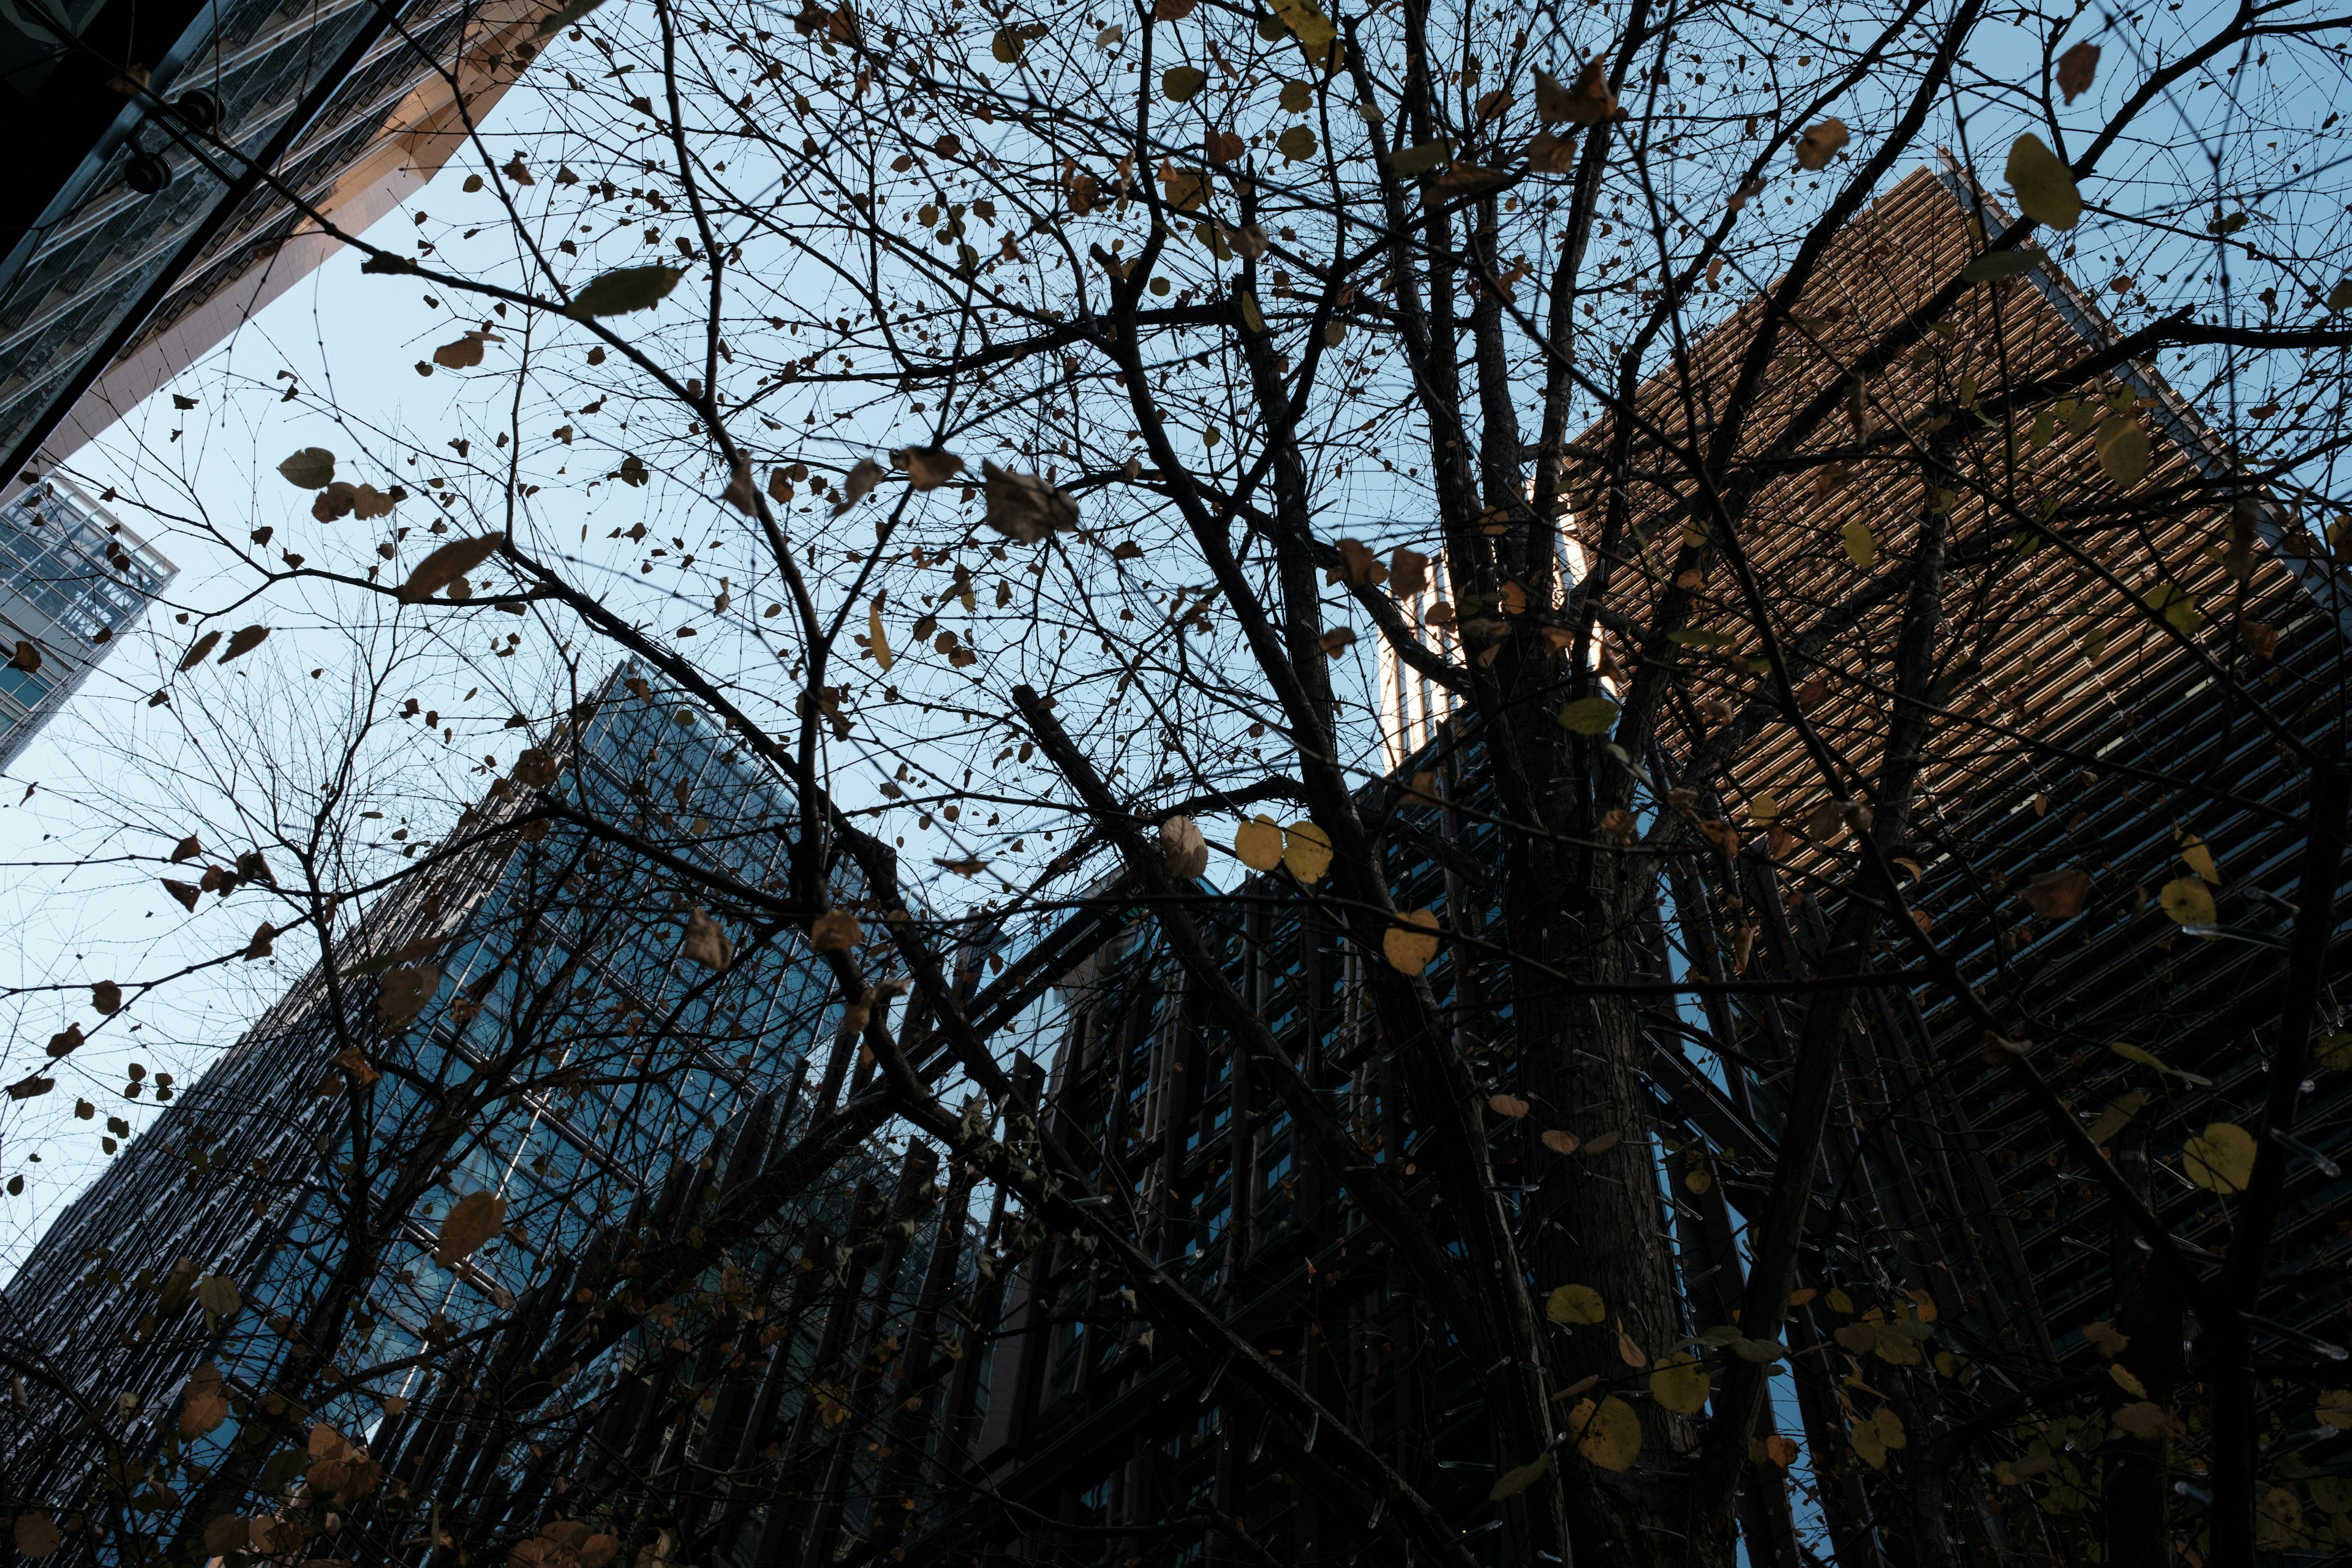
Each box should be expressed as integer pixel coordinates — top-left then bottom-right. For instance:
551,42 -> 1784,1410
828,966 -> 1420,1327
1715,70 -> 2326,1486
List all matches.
0,667 -> 880,1551
0,472 -> 173,769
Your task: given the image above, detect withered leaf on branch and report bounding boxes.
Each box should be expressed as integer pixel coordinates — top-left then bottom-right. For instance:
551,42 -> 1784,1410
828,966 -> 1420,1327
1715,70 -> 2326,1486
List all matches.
277,447 -> 335,488
1793,118 -> 1850,170
810,909 -> 864,951
178,630 -> 223,670
834,458 -> 886,514
899,447 -> 965,490
377,963 -> 441,1028
401,536 -> 502,601
2057,42 -> 2101,104
2019,869 -> 2091,919
432,331 -> 489,370
1160,815 -> 1209,880
982,461 -> 1079,542
682,905 -> 734,971
568,265 -> 682,318
218,625 -> 270,663
434,1190 -> 507,1266
1539,58 -> 1617,124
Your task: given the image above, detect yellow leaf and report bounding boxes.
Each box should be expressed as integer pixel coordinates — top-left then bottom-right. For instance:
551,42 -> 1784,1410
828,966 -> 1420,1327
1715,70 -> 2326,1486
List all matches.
1873,1322 -> 1924,1365
1281,820 -> 1333,881
2082,1321 -> 2131,1358
2086,1090 -> 2150,1146
1234,815 -> 1284,871
1569,1395 -> 1642,1471
867,602 -> 894,673
1488,1450 -> 1554,1501
2142,580 -> 2201,635
2005,133 -> 2081,230
2316,1388 -> 2352,1430
1272,0 -> 1336,46
1384,140 -> 1453,176
2112,1401 -> 2169,1441
1826,1287 -> 1854,1314
1547,1284 -> 1605,1325
434,1190 -> 507,1267
1161,65 -> 1207,102
2320,1030 -> 2352,1071
1649,1354 -> 1711,1414
1555,695 -> 1619,734
2159,876 -> 2215,927
1842,520 -> 1875,567
1834,1322 -> 1877,1355
1850,1416 -> 1888,1470
1240,289 -> 1265,333
2181,1121 -> 2256,1193
1874,1406 -> 1907,1450
2098,417 -> 2153,488
2110,1363 -> 2149,1397
1275,124 -> 1317,162
2110,1040 -> 2212,1084
1381,909 -> 1441,974
2177,832 -> 2219,884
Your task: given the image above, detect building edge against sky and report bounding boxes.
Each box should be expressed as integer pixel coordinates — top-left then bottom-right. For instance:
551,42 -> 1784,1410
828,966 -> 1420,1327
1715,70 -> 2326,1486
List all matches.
0,665 -> 891,1554
0,0 -> 563,487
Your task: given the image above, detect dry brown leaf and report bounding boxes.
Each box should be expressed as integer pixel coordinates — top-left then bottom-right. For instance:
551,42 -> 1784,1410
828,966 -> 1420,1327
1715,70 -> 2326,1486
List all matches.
901,447 -> 965,490
400,537 -> 502,602
982,461 -> 1079,543
434,1189 -> 507,1266
1390,546 -> 1430,597
682,906 -> 734,971
2019,869 -> 2091,919
810,909 -> 864,952
1540,1128 -> 1580,1155
2057,41 -> 2100,103
834,458 -> 886,514
433,331 -> 489,370
1333,538 -> 1385,586
1792,118 -> 1850,170
1539,59 -> 1617,125
219,625 -> 270,664
13,1513 -> 58,1559
178,630 -> 223,670
1160,815 -> 1209,881
1488,1092 -> 1531,1118
377,964 -> 440,1028
1525,130 -> 1578,173
178,1363 -> 230,1438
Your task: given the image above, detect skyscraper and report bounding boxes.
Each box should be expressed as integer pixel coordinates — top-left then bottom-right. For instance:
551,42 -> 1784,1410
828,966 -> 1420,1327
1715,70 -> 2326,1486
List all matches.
0,0 -> 557,480
0,469 -> 173,770
0,668 -> 867,1559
